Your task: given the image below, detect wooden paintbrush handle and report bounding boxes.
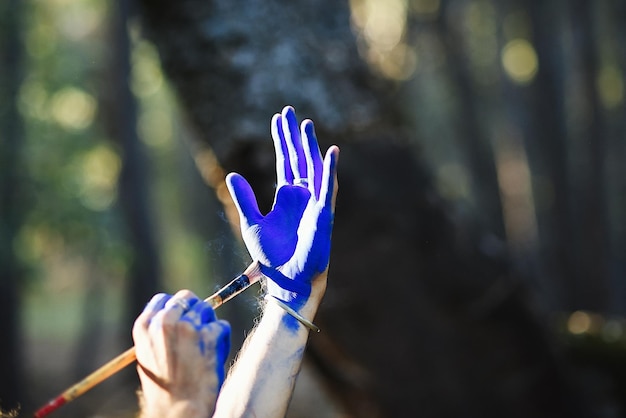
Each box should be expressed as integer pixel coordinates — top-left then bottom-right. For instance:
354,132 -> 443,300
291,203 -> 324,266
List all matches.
33,261 -> 263,418
33,346 -> 137,417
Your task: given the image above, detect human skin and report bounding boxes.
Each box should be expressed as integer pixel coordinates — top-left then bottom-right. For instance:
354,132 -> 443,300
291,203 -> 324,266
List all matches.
215,106 -> 339,417
133,290 -> 231,418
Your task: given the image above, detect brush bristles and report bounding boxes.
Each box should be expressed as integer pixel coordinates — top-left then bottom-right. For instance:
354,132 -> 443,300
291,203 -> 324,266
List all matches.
242,260 -> 263,285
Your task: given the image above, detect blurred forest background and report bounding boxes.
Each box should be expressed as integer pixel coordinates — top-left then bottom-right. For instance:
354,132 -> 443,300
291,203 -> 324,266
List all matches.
1,0 -> 625,417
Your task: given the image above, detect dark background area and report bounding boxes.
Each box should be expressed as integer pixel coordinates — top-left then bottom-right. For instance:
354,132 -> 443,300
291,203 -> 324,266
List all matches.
1,0 -> 625,417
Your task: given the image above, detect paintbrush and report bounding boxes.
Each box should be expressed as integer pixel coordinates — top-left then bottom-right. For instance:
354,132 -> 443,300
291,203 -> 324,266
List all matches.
33,261 -> 263,418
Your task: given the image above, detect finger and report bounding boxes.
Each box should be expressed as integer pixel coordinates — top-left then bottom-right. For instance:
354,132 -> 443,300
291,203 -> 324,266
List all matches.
152,290 -> 199,329
226,172 -> 262,227
138,293 -> 172,328
271,113 -> 292,185
152,304 -> 185,329
202,320 -> 231,386
281,106 -> 307,181
168,289 -> 200,311
142,293 -> 172,317
198,319 -> 230,355
301,119 -> 323,199
181,299 -> 217,329
133,293 -> 172,338
198,301 -> 217,323
319,146 -> 340,212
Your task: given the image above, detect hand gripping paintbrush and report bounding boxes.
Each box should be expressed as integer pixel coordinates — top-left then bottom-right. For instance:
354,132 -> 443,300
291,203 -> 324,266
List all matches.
33,261 -> 263,418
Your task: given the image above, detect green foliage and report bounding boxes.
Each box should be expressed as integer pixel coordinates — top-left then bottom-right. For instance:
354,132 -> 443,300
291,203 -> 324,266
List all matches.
16,0 -> 220,377
16,0 -> 123,286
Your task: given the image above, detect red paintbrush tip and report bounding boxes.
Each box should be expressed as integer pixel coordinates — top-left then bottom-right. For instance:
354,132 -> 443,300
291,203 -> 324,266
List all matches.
33,396 -> 66,418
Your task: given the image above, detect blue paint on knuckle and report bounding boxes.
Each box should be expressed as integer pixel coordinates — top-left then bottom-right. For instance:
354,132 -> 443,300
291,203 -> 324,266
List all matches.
200,303 -> 216,324
144,293 -> 171,313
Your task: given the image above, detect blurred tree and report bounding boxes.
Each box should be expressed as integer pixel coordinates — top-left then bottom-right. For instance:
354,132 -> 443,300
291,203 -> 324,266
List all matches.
568,0 -> 610,311
133,0 -> 590,417
0,0 -> 25,410
106,0 -> 163,330
421,0 -> 506,241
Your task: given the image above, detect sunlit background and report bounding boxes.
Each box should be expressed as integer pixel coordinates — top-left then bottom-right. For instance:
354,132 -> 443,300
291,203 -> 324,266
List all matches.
5,0 -> 243,414
1,0 -> 625,416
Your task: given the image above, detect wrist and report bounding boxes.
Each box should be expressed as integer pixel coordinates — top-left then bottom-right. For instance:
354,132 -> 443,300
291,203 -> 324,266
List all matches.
263,270 -> 327,333
140,398 -> 212,418
263,266 -> 327,310
261,265 -> 311,309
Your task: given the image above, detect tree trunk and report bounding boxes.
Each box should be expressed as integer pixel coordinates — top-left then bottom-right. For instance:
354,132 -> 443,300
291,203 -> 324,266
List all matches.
568,0 -> 610,311
107,0 -> 164,331
0,0 -> 25,410
424,0 -> 506,241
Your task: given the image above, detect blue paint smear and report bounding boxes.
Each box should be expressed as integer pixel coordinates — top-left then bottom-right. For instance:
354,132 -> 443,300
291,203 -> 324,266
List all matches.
259,186 -> 309,265
215,321 -> 231,389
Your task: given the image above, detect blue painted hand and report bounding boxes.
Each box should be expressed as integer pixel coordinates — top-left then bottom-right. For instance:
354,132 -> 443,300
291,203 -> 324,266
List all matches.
226,106 -> 339,313
133,290 -> 231,418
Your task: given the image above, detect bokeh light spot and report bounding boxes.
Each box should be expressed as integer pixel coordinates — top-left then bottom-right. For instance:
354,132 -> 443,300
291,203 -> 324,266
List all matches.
50,86 -> 97,131
567,311 -> 592,335
597,64 -> 624,109
78,144 -> 121,211
350,0 -> 413,80
375,42 -> 418,80
132,40 -> 164,98
501,39 -> 538,84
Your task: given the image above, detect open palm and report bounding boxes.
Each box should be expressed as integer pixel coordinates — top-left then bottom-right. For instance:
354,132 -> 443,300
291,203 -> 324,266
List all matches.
226,106 -> 339,308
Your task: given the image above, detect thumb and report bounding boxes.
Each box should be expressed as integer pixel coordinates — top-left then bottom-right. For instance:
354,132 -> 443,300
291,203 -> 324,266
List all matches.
226,173 -> 262,228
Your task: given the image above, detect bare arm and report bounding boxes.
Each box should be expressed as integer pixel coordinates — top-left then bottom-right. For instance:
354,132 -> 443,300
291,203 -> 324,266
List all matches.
215,274 -> 326,417
216,106 -> 339,417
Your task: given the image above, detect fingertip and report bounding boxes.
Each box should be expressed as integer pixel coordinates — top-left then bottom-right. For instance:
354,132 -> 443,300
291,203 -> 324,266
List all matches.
282,106 -> 298,130
326,146 -> 340,176
320,145 -> 340,209
143,293 -> 171,313
301,119 -> 315,135
225,173 -> 252,203
225,173 -> 240,200
326,145 -> 340,161
225,172 -> 240,188
282,106 -> 299,136
324,146 -> 340,173
134,294 -> 170,336
271,113 -> 282,137
282,105 -> 295,118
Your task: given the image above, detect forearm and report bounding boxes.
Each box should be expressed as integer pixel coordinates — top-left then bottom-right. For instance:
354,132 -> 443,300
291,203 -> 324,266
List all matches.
214,274 -> 326,418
